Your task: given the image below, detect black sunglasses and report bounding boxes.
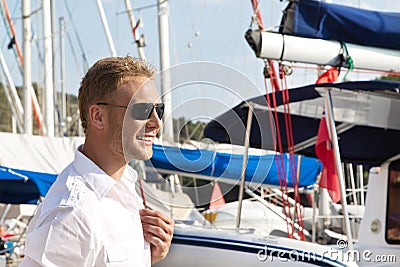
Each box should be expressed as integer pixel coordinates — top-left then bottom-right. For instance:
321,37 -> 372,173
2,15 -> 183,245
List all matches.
96,102 -> 164,120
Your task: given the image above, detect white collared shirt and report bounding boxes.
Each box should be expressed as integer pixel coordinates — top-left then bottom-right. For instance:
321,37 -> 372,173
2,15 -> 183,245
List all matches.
19,145 -> 151,267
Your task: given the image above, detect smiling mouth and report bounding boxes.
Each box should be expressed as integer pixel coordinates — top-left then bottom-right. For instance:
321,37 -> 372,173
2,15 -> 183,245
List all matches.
137,135 -> 154,141
137,136 -> 155,145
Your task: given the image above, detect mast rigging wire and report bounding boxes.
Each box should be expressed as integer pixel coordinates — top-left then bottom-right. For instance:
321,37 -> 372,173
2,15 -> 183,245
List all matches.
63,0 -> 89,72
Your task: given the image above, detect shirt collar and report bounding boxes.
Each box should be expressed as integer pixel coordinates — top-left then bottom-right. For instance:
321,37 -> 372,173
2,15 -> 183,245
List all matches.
73,145 -> 119,200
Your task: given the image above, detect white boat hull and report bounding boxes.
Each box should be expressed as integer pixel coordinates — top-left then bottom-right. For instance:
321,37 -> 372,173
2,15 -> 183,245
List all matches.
154,226 -> 358,267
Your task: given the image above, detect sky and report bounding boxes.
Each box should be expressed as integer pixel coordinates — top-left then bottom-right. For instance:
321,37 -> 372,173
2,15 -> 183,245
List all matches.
1,0 -> 399,122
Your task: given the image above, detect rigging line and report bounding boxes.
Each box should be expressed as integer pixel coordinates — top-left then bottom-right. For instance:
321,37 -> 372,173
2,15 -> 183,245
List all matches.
191,0 -> 206,31
32,28 -> 44,63
295,174 -> 306,239
263,80 -> 276,150
264,79 -> 291,237
269,78 -> 294,238
250,0 -> 264,30
0,0 -> 21,75
283,84 -> 301,227
251,0 -> 298,237
191,0 -> 226,40
280,67 -> 305,240
1,0 -> 44,133
252,0 -> 262,17
264,66 -> 291,237
191,0 -> 225,49
273,64 -> 301,239
1,0 -> 23,69
124,0 -> 146,60
271,74 -> 296,228
63,0 -> 89,72
66,29 -> 84,78
250,0 -> 281,91
292,64 -> 400,76
116,3 -> 157,15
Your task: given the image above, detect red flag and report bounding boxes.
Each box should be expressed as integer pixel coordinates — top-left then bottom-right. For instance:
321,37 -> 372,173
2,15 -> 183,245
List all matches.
209,182 -> 226,210
315,67 -> 341,203
316,116 -> 341,203
315,67 -> 339,84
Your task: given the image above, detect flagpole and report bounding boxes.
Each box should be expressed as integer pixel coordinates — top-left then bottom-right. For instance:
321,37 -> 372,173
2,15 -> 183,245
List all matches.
324,88 -> 354,250
236,102 -> 254,230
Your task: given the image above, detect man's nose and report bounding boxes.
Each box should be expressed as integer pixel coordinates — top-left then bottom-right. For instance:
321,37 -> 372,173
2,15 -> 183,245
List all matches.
147,108 -> 162,129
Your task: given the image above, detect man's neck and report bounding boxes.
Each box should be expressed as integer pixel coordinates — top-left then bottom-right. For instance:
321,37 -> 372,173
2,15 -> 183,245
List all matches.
82,138 -> 127,181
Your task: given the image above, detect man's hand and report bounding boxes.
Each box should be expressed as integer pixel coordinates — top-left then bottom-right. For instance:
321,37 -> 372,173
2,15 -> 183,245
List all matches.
140,209 -> 174,264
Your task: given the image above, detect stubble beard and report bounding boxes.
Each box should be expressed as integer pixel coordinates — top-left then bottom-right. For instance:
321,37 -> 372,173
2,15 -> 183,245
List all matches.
122,124 -> 153,161
107,116 -> 125,162
122,134 -> 153,161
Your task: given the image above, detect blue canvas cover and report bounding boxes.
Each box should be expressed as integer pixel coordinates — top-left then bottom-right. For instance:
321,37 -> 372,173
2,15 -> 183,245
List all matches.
280,0 -> 400,50
0,166 -> 57,204
150,144 -> 322,188
204,80 -> 400,165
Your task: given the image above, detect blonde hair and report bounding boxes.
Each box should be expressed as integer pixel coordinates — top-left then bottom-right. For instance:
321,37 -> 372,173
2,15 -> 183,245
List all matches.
78,56 -> 156,132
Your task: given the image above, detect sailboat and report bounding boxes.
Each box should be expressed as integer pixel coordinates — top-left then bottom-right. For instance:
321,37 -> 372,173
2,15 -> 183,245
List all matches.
1,0 -> 399,266
155,1 -> 400,266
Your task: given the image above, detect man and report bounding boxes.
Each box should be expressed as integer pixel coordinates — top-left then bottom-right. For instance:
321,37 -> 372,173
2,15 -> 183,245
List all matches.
0,224 -> 5,255
20,56 -> 174,266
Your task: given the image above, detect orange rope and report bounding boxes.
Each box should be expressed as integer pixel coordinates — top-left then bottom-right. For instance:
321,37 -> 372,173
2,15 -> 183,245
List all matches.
2,0 -> 22,63
3,0 -> 43,133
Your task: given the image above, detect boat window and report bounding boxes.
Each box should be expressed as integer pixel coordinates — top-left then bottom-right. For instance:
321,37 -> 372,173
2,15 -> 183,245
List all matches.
386,159 -> 400,244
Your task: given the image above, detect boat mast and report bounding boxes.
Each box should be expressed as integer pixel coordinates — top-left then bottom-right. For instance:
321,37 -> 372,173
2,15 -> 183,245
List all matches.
124,0 -> 146,60
325,89 -> 354,250
235,103 -> 254,230
59,17 -> 66,135
22,0 -> 32,134
157,0 -> 174,141
0,51 -> 24,133
2,0 -> 45,134
50,0 -> 60,136
96,0 -> 117,57
43,0 -> 55,136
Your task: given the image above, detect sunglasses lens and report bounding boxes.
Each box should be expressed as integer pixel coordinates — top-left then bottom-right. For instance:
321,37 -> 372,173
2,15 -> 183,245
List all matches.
131,103 -> 151,120
155,103 -> 164,120
131,103 -> 164,120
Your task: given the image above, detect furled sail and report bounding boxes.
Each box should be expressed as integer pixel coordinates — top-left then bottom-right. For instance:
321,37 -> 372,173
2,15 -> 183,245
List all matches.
280,0 -> 400,50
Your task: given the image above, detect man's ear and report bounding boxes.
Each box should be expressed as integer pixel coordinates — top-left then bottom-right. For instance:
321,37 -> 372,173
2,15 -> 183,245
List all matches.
88,104 -> 105,130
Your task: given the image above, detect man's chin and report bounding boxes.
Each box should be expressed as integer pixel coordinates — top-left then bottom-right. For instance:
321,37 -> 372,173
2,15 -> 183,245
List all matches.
124,149 -> 153,161
142,149 -> 153,160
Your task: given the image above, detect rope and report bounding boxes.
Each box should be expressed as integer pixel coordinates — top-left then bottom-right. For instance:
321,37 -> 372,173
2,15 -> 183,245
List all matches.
250,0 -> 281,91
340,41 -> 354,81
251,0 -> 308,239
280,67 -> 305,240
1,0 -> 44,133
280,68 -> 305,240
64,0 -> 89,72
268,69 -> 294,238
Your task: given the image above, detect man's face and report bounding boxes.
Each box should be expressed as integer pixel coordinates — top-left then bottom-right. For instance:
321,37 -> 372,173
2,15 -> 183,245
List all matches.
106,77 -> 162,162
0,225 -> 5,236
